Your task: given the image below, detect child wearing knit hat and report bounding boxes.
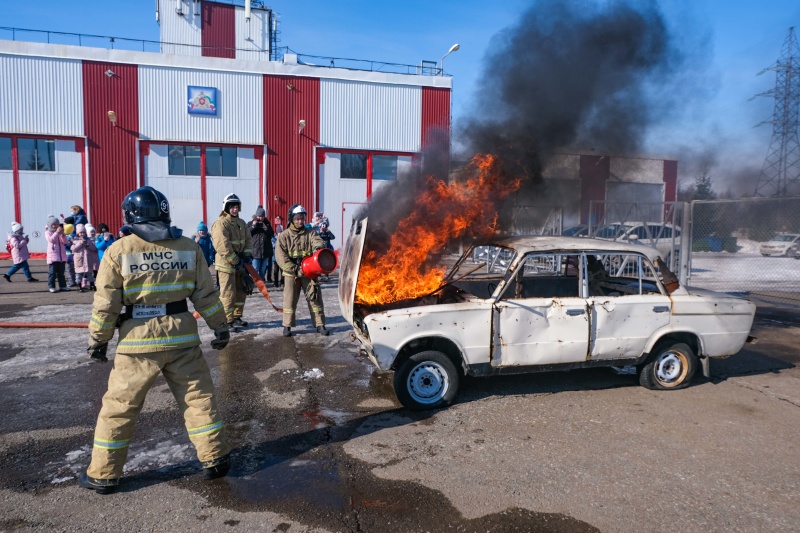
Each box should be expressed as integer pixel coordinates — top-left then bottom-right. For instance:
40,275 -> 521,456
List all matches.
194,221 -> 215,267
72,223 -> 99,292
4,222 -> 38,283
45,214 -> 70,292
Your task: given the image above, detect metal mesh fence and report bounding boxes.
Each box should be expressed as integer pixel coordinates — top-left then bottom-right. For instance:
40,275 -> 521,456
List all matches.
689,197 -> 800,307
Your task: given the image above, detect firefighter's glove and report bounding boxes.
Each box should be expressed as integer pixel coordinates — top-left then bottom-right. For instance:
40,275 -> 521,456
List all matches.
237,252 -> 253,265
234,259 -> 246,271
239,272 -> 256,295
88,342 -> 109,364
305,279 -> 319,302
211,328 -> 230,350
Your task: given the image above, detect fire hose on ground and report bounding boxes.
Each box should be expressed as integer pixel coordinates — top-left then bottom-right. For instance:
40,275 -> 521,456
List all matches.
0,249 -> 338,329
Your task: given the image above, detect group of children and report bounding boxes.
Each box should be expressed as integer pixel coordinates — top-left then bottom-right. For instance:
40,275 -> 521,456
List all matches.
5,205 -> 337,293
3,205 -> 132,293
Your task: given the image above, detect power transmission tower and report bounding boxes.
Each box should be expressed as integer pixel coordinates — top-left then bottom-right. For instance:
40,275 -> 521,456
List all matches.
753,27 -> 800,197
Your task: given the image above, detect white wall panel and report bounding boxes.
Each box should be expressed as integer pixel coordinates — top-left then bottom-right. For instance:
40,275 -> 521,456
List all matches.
320,80 -> 421,152
146,144 -> 203,235
610,157 -> 664,184
234,6 -> 270,62
19,141 -> 82,253
0,55 -> 84,136
0,171 -> 14,238
159,0 -> 203,57
139,66 -> 263,145
543,154 -> 581,180
320,153 -> 368,248
206,148 -> 259,219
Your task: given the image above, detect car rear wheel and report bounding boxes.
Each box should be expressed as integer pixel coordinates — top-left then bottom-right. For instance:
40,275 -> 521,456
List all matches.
394,350 -> 460,411
638,341 -> 697,390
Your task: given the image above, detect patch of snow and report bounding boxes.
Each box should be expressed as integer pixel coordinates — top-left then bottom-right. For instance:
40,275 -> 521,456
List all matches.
303,368 -> 324,380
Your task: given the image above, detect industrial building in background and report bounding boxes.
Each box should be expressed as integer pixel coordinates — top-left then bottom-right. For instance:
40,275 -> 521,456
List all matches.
754,27 -> 800,197
0,0 -> 451,252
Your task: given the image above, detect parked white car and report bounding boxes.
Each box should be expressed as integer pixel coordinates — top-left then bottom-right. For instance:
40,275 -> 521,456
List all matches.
340,218 -> 756,410
759,233 -> 800,257
593,221 -> 681,266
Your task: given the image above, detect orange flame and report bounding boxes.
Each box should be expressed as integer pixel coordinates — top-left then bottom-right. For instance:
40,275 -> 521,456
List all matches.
355,153 -> 521,306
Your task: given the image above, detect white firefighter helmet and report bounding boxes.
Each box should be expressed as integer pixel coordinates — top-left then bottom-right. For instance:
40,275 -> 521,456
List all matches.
288,204 -> 307,222
222,193 -> 241,213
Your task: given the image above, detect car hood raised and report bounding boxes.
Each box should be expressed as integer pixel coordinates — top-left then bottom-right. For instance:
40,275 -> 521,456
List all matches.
338,217 -> 368,326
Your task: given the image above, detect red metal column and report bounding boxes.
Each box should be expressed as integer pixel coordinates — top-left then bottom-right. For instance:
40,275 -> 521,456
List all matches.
202,1 -> 236,59
200,146 -> 208,225
421,87 -> 451,153
11,136 -> 20,222
579,155 -> 609,225
263,75 -> 320,220
76,138 -> 87,213
82,61 -> 139,231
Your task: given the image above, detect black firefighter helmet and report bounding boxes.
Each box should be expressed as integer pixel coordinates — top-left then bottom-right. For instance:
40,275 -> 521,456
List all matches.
121,186 -> 171,225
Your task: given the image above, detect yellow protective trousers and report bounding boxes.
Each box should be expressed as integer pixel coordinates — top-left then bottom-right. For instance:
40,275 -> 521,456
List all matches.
87,346 -> 229,480
282,275 -> 325,328
217,269 -> 246,323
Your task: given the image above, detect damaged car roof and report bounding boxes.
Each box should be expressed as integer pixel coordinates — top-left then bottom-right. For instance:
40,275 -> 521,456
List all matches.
490,235 -> 665,261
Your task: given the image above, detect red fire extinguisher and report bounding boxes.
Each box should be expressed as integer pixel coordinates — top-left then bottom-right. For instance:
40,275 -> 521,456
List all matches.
300,248 -> 338,279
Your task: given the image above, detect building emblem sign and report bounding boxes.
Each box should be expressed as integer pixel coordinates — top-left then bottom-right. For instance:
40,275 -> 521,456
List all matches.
187,86 -> 217,115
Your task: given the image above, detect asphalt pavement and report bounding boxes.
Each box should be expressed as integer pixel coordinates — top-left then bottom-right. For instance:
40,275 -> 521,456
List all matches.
0,259 -> 798,532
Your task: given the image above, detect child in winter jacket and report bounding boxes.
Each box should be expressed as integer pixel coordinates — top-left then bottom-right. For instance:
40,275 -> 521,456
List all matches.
72,224 -> 99,292
45,215 -> 70,293
3,222 -> 39,283
194,221 -> 215,266
85,224 -> 102,280
63,216 -> 78,287
94,223 -> 115,263
318,218 -> 335,250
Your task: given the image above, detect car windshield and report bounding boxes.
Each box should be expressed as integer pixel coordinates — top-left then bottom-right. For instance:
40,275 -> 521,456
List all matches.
772,234 -> 798,242
446,245 -> 518,280
594,224 -> 632,239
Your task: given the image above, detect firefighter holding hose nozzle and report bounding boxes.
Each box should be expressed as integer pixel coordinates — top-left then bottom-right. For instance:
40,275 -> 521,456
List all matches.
79,186 -> 231,494
275,204 -> 330,337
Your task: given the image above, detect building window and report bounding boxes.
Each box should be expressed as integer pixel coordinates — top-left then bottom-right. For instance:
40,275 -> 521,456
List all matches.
0,137 -> 11,170
341,153 -> 367,180
17,138 -> 55,171
372,155 -> 399,181
206,146 -> 237,177
168,145 -> 201,175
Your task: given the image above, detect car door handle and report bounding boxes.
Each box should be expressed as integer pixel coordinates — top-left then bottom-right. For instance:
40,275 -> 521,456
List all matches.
652,306 -> 670,313
566,309 -> 585,316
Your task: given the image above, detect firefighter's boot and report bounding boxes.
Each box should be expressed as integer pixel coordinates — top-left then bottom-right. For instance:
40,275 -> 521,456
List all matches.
78,471 -> 119,495
202,454 -> 231,480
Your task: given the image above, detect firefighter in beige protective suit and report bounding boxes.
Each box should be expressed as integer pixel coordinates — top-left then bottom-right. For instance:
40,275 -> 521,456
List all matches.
79,186 -> 231,495
275,204 -> 329,337
211,194 -> 253,331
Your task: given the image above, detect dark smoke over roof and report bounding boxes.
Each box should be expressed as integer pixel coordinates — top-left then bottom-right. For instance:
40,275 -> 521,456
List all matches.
458,0 -> 697,183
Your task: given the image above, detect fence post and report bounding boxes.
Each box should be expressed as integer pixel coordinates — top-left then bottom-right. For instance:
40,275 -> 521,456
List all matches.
680,201 -> 692,285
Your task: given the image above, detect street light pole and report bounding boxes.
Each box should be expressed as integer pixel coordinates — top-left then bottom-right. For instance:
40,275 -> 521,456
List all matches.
440,43 -> 460,75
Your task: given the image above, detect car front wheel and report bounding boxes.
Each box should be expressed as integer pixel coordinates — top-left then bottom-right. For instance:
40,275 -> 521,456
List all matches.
394,350 -> 460,410
638,341 -> 697,390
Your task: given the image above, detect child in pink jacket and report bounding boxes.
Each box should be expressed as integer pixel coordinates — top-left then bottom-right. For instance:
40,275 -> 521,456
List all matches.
3,222 -> 39,282
45,215 -> 70,293
72,223 -> 99,292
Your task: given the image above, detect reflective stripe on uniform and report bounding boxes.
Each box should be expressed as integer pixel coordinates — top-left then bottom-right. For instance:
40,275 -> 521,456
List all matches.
198,300 -> 223,318
117,333 -> 200,348
90,313 -> 116,330
94,438 -> 130,450
187,420 -> 223,437
123,281 -> 196,297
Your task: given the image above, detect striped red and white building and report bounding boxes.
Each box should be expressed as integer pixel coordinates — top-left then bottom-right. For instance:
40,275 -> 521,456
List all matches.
0,0 -> 451,252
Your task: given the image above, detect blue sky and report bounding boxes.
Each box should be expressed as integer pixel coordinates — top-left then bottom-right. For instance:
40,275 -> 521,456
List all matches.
3,0 -> 800,193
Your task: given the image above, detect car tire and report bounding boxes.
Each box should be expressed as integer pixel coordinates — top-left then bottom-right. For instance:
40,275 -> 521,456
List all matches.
638,341 -> 697,390
761,253 -> 769,257
394,350 -> 460,411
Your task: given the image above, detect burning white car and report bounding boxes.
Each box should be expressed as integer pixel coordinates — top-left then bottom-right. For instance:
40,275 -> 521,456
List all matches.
339,218 -> 757,410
